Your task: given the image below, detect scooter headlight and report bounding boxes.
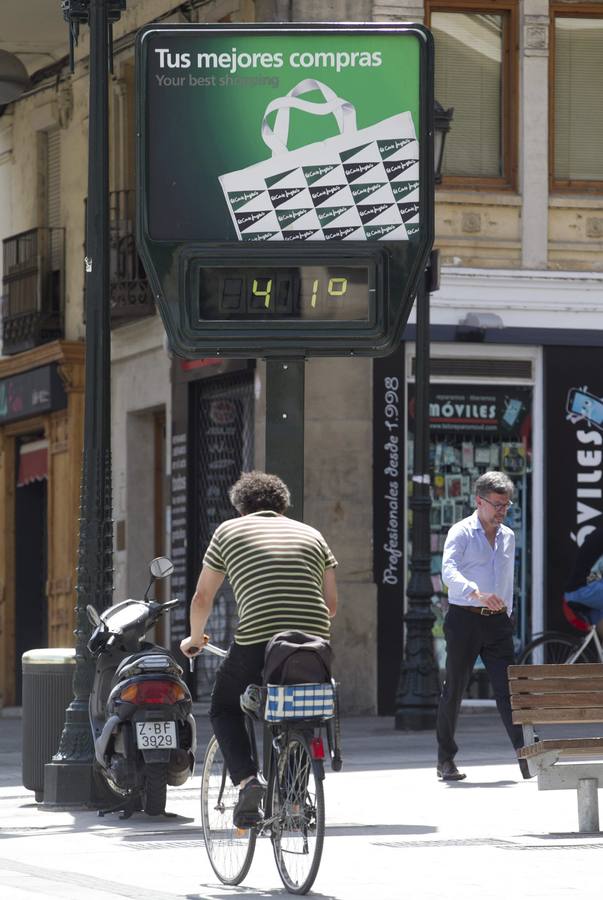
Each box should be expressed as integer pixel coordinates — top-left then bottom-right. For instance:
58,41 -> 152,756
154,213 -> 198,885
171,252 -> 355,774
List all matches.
120,680 -> 186,705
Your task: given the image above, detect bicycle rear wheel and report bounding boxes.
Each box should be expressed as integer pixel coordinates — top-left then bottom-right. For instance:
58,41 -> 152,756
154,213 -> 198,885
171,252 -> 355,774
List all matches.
268,730 -> 325,895
518,632 -> 596,665
200,735 -> 256,885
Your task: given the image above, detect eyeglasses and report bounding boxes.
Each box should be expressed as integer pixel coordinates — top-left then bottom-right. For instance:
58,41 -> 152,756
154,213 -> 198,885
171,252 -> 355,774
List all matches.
479,496 -> 513,513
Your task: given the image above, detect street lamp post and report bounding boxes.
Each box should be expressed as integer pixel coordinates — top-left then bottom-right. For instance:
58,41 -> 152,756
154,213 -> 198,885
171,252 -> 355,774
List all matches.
44,0 -> 122,805
395,105 -> 453,731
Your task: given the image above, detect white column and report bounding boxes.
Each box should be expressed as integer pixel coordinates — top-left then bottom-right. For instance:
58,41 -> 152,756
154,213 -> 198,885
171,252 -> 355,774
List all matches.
521,0 -> 549,269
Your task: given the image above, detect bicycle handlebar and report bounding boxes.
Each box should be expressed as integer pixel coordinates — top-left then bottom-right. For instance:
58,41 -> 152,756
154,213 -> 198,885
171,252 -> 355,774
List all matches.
187,642 -> 228,671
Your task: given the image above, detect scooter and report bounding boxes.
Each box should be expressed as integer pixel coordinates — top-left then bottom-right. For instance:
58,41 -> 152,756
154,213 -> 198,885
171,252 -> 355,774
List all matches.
86,556 -> 196,817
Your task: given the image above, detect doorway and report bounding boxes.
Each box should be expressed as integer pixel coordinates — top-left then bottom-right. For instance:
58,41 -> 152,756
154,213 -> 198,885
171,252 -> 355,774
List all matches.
14,438 -> 48,703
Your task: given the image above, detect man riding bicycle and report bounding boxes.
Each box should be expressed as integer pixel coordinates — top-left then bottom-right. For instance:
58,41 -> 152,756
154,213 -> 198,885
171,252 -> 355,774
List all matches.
180,471 -> 338,828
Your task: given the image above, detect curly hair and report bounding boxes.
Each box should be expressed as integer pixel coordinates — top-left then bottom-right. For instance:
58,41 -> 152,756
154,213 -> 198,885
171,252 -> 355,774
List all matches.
475,470 -> 514,499
229,471 -> 291,515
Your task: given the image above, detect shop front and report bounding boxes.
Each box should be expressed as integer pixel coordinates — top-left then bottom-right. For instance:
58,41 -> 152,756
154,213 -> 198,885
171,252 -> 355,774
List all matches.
0,341 -> 84,707
170,357 -> 255,703
374,342 -> 537,714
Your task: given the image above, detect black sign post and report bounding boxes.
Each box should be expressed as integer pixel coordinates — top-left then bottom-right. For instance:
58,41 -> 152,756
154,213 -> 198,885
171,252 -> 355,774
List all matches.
44,0 -> 121,806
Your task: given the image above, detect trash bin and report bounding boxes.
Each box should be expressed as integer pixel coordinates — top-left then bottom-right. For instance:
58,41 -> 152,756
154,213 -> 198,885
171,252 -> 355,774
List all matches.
21,648 -> 76,802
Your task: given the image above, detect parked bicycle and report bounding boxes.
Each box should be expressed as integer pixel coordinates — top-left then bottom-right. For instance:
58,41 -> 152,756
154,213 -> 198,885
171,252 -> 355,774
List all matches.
519,604 -> 603,665
195,642 -> 342,895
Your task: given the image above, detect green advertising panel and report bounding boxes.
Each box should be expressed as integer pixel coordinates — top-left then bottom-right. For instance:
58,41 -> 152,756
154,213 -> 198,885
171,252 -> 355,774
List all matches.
136,23 -> 434,357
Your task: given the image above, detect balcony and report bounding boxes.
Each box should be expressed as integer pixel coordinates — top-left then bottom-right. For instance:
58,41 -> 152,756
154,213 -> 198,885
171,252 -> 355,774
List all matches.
1,228 -> 64,356
86,190 -> 154,325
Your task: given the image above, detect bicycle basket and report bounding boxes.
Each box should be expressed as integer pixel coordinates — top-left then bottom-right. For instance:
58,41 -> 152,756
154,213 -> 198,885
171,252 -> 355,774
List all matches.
265,682 -> 335,722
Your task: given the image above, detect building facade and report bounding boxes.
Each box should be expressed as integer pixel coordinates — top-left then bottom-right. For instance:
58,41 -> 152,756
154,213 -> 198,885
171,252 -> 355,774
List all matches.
0,0 -> 601,713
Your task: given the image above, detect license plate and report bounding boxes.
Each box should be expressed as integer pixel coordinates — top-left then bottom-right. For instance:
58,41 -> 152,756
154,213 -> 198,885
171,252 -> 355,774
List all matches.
135,721 -> 177,750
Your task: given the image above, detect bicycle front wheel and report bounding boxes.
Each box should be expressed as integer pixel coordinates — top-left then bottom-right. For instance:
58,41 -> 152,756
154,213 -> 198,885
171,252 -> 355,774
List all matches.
518,632 -> 596,665
200,735 -> 256,885
268,730 -> 325,895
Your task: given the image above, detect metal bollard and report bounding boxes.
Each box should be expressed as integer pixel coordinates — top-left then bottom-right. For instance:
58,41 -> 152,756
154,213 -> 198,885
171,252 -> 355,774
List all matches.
577,778 -> 600,833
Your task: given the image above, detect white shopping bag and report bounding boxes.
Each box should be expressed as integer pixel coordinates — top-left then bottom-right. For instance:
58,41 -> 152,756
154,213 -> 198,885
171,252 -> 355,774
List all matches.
219,79 -> 419,242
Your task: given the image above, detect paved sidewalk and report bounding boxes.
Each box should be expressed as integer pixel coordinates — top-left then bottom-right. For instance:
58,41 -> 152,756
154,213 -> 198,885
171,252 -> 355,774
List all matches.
1,711 -> 603,899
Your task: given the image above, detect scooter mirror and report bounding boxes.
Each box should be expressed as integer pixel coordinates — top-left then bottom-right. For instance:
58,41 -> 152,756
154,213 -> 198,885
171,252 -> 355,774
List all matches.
149,556 -> 174,579
86,604 -> 101,626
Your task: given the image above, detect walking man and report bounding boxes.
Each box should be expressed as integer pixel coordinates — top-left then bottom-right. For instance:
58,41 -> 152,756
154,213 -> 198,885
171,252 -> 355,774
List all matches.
436,470 -> 527,781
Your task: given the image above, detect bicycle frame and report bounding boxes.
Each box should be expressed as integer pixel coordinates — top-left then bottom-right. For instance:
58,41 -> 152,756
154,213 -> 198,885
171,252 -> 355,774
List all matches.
566,626 -> 603,664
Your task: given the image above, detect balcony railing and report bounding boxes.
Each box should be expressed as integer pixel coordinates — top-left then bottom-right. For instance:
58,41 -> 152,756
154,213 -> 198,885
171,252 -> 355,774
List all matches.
1,227 -> 65,355
85,190 -> 154,324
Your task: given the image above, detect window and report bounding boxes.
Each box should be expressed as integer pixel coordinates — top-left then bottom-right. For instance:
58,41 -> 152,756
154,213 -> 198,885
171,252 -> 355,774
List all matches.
426,1 -> 517,188
552,9 -> 603,189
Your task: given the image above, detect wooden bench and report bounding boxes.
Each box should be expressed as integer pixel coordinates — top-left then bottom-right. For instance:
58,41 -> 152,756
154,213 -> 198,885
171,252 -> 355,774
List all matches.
508,662 -> 603,832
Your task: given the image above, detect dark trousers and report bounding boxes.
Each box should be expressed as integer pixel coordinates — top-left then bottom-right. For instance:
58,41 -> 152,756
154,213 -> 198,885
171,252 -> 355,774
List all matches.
436,605 -> 523,764
209,640 -> 267,785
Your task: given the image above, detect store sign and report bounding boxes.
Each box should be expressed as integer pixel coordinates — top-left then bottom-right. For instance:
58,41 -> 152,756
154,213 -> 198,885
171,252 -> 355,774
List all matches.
545,347 -> 603,633
373,346 -> 405,714
170,432 -> 188,647
136,22 -> 434,357
408,386 -> 531,435
0,365 -> 67,425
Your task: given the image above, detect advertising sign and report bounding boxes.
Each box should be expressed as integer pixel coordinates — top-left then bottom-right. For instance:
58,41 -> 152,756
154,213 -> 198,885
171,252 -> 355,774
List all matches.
373,345 -> 406,714
136,23 -> 434,357
545,347 -> 603,633
0,365 -> 67,426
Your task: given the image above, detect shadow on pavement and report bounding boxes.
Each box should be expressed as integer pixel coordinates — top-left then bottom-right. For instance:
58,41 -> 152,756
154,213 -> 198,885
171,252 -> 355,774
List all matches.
325,823 -> 436,837
443,780 -> 517,789
189,889 -> 339,900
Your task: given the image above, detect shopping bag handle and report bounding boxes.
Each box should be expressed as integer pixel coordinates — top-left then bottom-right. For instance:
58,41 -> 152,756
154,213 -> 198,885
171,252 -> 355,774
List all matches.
261,78 -> 357,156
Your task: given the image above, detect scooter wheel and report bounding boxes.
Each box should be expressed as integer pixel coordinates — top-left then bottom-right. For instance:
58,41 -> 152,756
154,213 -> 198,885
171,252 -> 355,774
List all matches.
142,763 -> 168,816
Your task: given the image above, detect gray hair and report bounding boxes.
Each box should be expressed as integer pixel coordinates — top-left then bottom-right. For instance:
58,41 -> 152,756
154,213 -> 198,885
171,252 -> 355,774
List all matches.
474,470 -> 514,498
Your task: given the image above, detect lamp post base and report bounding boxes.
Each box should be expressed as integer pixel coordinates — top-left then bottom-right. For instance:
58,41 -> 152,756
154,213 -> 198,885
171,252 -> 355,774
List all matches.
42,701 -> 94,806
43,760 -> 92,807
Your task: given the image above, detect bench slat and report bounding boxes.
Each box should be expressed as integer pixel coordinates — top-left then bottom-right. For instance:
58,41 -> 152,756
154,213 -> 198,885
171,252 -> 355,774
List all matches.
512,707 -> 603,725
509,663 -> 603,679
511,691 -> 603,709
509,676 -> 603,694
517,738 -> 603,759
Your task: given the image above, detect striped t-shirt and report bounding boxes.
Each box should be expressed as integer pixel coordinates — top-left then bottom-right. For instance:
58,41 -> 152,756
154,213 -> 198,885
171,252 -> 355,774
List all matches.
203,510 -> 337,645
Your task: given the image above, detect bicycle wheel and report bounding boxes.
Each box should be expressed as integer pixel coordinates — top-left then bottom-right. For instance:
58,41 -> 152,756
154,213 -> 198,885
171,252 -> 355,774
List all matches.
200,735 -> 256,885
518,632 -> 596,665
268,730 -> 325,895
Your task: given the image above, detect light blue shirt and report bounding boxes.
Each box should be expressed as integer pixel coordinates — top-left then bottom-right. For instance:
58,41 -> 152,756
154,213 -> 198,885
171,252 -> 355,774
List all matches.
442,511 -> 515,614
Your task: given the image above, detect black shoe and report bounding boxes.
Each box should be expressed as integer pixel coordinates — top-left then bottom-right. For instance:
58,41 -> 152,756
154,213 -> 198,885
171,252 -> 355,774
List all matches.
518,758 -> 534,780
233,776 -> 266,828
437,760 -> 466,781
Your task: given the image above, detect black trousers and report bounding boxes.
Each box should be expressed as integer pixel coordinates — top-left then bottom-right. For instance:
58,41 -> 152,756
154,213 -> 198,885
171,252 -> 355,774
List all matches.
436,605 -> 524,764
209,640 -> 267,785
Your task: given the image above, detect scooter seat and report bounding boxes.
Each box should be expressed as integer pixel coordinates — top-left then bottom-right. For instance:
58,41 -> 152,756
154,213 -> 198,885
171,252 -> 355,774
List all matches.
114,650 -> 183,682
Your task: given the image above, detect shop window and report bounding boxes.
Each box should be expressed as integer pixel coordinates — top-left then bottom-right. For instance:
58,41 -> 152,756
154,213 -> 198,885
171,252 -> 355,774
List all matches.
426,1 -> 517,188
551,9 -> 603,190
407,384 -> 532,694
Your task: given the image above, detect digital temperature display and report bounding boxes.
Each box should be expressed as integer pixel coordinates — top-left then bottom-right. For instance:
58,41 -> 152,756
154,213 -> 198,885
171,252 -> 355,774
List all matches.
197,265 -> 372,322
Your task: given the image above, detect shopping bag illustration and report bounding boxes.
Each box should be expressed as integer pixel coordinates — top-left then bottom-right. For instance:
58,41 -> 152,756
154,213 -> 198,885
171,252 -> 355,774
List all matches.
219,79 -> 419,242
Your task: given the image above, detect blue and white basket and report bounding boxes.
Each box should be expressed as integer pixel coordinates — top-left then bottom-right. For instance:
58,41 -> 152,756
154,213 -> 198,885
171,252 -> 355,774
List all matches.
265,682 -> 335,722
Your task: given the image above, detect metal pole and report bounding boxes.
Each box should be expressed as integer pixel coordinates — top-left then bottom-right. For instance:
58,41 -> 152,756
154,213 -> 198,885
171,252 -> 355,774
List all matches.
44,0 -> 113,804
265,359 -> 305,521
577,778 -> 600,833
395,255 -> 440,730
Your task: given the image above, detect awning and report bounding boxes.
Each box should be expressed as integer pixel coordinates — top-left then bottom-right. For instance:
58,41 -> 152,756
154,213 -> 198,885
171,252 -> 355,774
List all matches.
17,439 -> 48,487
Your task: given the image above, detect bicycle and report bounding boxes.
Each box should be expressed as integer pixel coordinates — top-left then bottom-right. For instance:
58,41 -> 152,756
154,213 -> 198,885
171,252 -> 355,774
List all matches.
518,606 -> 603,665
196,642 -> 342,895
